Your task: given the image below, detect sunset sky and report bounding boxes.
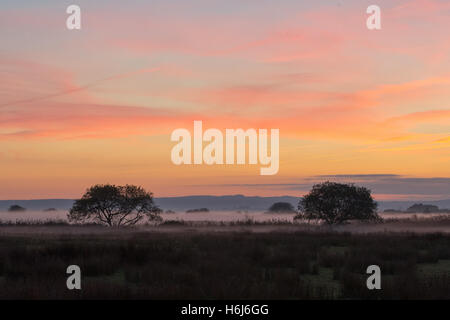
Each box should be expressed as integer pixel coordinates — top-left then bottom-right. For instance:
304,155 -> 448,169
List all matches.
1,0 -> 450,200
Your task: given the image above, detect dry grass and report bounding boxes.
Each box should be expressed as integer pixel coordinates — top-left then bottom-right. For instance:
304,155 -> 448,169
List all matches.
0,228 -> 449,299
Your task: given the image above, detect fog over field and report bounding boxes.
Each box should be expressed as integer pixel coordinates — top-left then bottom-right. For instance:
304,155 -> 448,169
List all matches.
2,196 -> 450,212
0,209 -> 448,222
0,209 -> 295,223
1,209 -> 450,236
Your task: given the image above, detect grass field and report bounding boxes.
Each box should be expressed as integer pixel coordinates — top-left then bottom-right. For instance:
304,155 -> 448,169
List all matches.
0,226 -> 449,299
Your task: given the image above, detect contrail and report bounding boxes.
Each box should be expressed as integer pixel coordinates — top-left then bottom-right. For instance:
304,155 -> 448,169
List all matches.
0,67 -> 161,108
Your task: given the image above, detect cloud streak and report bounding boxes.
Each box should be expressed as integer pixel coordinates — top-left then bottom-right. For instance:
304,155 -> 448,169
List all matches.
1,0 -> 450,198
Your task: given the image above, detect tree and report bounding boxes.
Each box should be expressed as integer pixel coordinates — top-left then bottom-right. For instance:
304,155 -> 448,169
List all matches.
406,203 -> 439,213
295,182 -> 380,224
68,184 -> 162,226
186,208 -> 209,213
268,202 -> 296,213
8,205 -> 26,212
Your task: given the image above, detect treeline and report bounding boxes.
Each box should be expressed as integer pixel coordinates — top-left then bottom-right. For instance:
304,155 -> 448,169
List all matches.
384,203 -> 450,214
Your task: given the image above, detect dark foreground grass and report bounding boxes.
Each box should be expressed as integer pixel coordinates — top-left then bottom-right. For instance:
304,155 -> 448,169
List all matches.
0,230 -> 449,299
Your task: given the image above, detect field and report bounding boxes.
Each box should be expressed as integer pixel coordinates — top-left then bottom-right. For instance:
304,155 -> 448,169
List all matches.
0,222 -> 449,300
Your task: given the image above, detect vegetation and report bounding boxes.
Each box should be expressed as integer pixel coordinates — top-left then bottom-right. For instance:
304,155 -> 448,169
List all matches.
296,182 -> 380,224
268,202 -> 296,213
407,204 -> 439,213
0,219 -> 70,226
383,209 -> 403,213
68,184 -> 162,227
384,205 -> 450,214
0,231 -> 448,299
8,205 -> 26,212
186,208 -> 209,213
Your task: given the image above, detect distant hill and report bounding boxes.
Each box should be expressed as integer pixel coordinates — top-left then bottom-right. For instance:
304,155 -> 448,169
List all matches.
155,195 -> 299,211
377,199 -> 450,212
1,196 -> 450,212
0,199 -> 75,211
0,195 -> 299,212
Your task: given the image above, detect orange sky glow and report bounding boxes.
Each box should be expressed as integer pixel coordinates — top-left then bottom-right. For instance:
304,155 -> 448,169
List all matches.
1,0 -> 449,200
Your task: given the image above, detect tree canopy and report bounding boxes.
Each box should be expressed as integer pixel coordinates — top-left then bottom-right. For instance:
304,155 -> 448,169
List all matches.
8,205 -> 26,212
406,203 -> 439,213
268,202 -> 296,213
68,184 -> 162,226
295,182 -> 380,224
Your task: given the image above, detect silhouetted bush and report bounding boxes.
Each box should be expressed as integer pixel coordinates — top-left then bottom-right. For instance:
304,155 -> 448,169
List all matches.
186,208 -> 209,213
8,205 -> 26,212
268,202 -> 296,213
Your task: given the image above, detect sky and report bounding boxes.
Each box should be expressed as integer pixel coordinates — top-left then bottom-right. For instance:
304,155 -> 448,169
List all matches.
1,0 -> 450,200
